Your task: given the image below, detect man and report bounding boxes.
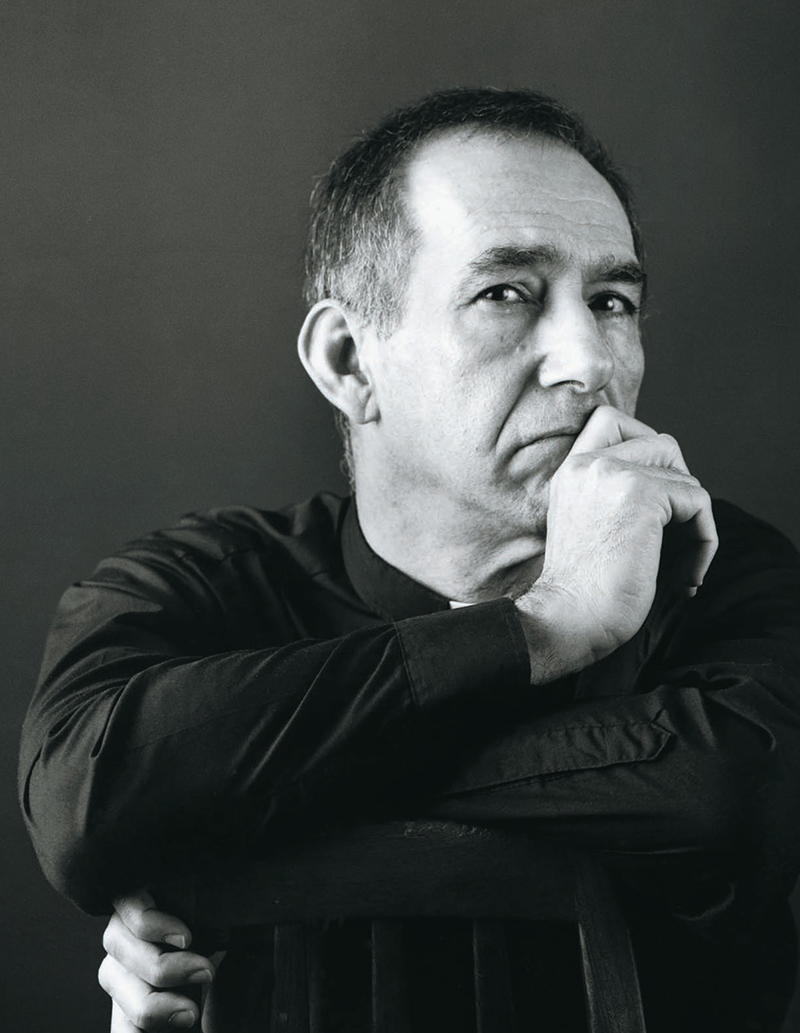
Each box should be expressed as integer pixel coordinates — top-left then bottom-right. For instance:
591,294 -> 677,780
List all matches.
20,88 -> 800,1032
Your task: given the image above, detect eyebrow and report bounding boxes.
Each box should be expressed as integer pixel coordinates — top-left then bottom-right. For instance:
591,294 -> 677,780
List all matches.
588,259 -> 647,290
465,244 -> 647,293
466,244 -> 565,277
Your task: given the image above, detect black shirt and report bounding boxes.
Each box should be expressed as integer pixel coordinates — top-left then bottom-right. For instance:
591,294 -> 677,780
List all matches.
19,494 -> 800,1030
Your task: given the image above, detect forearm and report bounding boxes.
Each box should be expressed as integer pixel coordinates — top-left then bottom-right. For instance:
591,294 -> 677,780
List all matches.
442,498 -> 800,928
20,599 -> 530,913
425,665 -> 800,934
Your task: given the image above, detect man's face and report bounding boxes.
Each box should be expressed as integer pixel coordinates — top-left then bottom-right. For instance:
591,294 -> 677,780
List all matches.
357,131 -> 645,542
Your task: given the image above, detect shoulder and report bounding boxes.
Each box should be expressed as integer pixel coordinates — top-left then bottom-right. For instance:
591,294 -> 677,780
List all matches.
97,492 -> 350,579
710,498 -> 800,573
52,493 -> 353,653
687,499 -> 800,643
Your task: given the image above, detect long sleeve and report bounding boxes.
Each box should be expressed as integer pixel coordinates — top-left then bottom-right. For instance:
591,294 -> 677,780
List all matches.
19,498 -> 800,932
426,501 -> 800,936
18,503 -> 531,913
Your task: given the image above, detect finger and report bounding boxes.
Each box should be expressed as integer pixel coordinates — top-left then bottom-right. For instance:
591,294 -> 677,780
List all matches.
100,956 -> 200,1031
569,454 -> 716,590
593,432 -> 690,473
104,913 -> 215,989
569,405 -> 658,454
684,499 -> 719,589
111,1000 -> 143,1033
663,481 -> 718,589
114,889 -> 192,949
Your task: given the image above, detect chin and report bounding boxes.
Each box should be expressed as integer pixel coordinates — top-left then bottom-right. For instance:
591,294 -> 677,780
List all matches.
496,483 -> 548,540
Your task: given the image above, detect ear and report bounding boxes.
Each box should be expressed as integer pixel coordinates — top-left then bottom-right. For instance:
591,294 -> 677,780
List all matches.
297,301 -> 379,425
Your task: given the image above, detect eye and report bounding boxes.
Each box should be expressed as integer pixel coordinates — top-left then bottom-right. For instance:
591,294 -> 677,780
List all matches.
590,292 -> 639,317
476,283 -> 529,304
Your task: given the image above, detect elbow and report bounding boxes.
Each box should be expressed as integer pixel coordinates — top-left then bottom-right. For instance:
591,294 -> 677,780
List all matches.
19,690 -> 151,913
667,723 -> 798,870
21,753 -> 117,914
20,711 -> 143,914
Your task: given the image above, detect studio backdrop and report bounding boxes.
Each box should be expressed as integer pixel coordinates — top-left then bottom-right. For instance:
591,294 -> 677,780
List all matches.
3,1 -> 798,1029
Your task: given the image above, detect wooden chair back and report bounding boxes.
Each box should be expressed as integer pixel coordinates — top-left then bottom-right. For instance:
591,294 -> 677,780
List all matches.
158,820 -> 646,1033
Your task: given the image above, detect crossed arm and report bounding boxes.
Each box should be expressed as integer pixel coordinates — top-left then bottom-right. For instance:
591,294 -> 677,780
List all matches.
20,409 -> 800,1030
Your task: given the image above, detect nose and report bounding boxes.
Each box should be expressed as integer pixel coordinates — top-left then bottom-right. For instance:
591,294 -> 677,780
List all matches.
534,295 -> 614,395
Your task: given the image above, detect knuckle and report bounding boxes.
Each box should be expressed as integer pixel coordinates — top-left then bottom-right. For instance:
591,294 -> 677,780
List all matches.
567,450 -> 601,474
555,455 -> 577,479
125,910 -> 149,940
130,996 -> 161,1031
127,913 -> 146,937
137,996 -> 176,1032
130,1005 -> 152,1030
691,481 -> 710,505
660,432 -> 684,460
97,956 -> 113,993
611,462 -> 641,491
116,892 -> 156,939
148,950 -> 174,988
102,924 -> 120,961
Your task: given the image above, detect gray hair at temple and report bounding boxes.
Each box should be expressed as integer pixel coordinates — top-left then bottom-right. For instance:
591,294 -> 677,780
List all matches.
302,86 -> 644,483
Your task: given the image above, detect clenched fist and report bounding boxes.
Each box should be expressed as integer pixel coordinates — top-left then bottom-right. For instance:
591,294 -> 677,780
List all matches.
516,405 -> 717,683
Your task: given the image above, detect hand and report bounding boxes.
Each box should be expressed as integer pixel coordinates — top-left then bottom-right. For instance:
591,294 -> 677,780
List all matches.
99,888 -> 215,1031
516,405 -> 717,682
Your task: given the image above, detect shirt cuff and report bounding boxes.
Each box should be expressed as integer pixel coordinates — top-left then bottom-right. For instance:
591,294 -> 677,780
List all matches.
394,598 -> 530,711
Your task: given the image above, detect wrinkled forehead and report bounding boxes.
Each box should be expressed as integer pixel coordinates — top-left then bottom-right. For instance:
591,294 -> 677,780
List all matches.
401,130 -> 636,262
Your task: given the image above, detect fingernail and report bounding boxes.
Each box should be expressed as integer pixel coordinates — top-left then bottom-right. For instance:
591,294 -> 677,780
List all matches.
169,1012 -> 196,1029
165,934 -> 187,949
188,969 -> 213,984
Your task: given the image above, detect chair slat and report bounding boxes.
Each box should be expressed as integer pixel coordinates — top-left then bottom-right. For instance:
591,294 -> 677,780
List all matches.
271,924 -> 310,1033
473,919 -> 517,1033
574,858 -> 646,1033
371,918 -> 410,1033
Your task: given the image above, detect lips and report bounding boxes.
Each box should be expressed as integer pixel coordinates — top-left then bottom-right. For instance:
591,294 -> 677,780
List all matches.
511,410 -> 595,456
511,429 -> 581,461
537,428 -> 581,440
511,434 -> 577,465
521,428 -> 582,447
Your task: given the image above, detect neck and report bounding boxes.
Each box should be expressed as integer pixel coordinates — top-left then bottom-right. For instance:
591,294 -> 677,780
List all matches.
354,477 -> 545,604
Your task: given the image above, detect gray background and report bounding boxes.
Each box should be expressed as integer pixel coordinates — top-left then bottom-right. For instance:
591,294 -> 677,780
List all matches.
3,0 -> 799,1028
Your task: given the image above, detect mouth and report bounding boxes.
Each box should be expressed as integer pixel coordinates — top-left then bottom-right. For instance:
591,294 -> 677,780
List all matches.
508,433 -> 578,477
528,406 -> 598,445
506,408 -> 597,466
507,427 -> 584,475
537,429 -> 581,441
523,428 -> 581,447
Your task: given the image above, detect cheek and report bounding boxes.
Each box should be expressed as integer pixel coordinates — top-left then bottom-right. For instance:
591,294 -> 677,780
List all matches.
459,307 -> 533,363
446,316 -> 533,402
610,336 -> 644,412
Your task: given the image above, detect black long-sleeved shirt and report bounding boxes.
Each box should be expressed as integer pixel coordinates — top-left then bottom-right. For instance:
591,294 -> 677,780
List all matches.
19,494 -> 800,1031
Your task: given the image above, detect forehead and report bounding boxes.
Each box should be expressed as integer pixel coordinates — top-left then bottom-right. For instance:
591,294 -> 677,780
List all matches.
402,131 -> 636,267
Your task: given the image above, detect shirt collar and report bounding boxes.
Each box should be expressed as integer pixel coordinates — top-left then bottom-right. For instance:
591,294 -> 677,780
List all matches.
341,496 -> 451,622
